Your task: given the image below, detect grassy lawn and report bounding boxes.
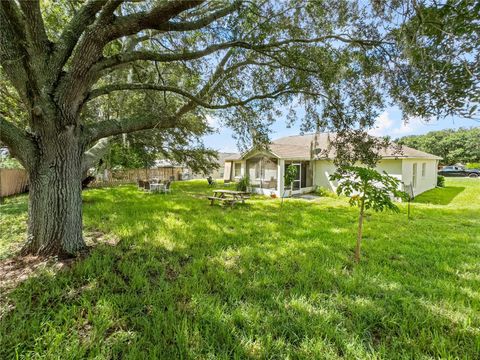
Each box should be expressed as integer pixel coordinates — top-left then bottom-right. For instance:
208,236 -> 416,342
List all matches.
0,178 -> 479,359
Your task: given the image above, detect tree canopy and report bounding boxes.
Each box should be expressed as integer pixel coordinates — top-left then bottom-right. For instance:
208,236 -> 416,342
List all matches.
398,127 -> 480,165
2,0 -> 478,162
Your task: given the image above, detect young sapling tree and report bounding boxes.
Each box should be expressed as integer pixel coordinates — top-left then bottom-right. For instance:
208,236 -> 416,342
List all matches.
282,164 -> 298,205
330,166 -> 408,262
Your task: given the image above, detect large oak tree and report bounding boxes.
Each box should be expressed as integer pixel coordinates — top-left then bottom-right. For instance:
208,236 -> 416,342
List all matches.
0,0 -> 478,256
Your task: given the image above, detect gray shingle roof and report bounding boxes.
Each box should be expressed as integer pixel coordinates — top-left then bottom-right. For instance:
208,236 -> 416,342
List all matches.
229,133 -> 441,161
224,152 -> 242,161
218,152 -> 240,162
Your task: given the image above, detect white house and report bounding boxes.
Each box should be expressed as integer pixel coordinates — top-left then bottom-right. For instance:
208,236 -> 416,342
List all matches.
224,133 -> 441,197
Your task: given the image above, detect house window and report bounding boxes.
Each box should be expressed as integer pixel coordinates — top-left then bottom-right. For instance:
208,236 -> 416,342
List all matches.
234,163 -> 241,177
421,163 -> 426,177
412,163 -> 417,188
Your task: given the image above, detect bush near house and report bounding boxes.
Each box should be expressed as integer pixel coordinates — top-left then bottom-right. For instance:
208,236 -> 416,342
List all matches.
437,175 -> 446,187
314,186 -> 336,198
235,176 -> 250,192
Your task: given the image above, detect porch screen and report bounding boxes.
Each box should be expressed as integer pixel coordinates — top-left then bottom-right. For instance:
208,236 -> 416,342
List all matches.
246,156 -> 278,189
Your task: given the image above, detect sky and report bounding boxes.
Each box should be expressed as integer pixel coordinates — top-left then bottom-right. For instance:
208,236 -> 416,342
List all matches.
202,105 -> 479,153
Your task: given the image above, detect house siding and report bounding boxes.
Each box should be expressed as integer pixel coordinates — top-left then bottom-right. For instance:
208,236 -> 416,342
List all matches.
314,158 -> 436,195
401,158 -> 438,196
313,160 -> 339,190
314,159 -> 402,191
377,159 -> 403,180
225,160 -> 245,181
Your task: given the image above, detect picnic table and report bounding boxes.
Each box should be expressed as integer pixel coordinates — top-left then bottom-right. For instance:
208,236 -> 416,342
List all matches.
208,190 -> 250,207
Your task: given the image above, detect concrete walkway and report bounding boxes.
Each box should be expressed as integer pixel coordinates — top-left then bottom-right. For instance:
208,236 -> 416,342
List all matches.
291,194 -> 321,201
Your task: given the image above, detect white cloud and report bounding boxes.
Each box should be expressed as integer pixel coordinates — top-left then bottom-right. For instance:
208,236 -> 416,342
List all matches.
390,121 -> 417,136
205,114 -> 218,129
369,110 -> 421,137
368,111 -> 394,136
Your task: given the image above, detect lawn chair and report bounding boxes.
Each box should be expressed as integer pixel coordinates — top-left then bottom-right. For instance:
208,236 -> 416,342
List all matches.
143,181 -> 150,191
162,181 -> 172,194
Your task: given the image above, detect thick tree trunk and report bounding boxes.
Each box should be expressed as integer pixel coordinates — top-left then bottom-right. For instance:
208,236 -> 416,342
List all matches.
22,128 -> 86,256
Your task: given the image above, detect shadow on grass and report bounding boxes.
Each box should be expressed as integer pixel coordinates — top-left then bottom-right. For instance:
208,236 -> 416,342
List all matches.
0,196 -> 28,216
413,186 -> 465,205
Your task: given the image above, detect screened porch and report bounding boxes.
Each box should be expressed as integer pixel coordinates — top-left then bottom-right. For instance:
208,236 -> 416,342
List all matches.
246,156 -> 278,190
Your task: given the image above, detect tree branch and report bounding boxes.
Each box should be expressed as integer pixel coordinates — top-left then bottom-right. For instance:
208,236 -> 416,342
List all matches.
106,0 -> 205,40
92,41 -> 244,72
96,0 -> 124,25
82,115 -> 178,144
90,1 -> 241,70
176,49 -> 235,116
86,82 -> 315,110
92,35 -> 386,74
0,114 -> 35,168
51,0 -> 108,74
154,2 -> 241,32
18,0 -> 51,55
81,137 -> 111,173
57,0 -> 205,117
0,1 -> 33,104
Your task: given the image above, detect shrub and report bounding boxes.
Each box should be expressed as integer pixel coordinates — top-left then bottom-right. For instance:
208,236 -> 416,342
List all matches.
466,162 -> 480,169
0,156 -> 23,169
284,165 -> 298,192
236,176 -> 250,192
437,175 -> 445,187
281,164 -> 298,204
314,186 -> 336,197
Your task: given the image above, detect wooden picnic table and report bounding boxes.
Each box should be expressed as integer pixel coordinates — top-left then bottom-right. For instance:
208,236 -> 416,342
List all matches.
208,190 -> 250,207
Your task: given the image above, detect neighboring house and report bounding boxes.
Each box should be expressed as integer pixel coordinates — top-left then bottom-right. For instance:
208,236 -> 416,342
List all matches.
190,152 -> 239,179
224,133 -> 441,197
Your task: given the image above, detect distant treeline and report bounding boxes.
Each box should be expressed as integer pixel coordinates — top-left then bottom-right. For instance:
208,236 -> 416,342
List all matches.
397,127 -> 480,166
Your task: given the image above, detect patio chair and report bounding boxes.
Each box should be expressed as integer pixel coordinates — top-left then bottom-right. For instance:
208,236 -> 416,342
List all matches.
163,181 -> 172,194
143,181 -> 150,191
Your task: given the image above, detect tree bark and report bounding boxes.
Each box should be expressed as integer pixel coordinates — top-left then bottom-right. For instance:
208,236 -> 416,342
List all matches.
355,198 -> 365,263
22,127 -> 86,256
